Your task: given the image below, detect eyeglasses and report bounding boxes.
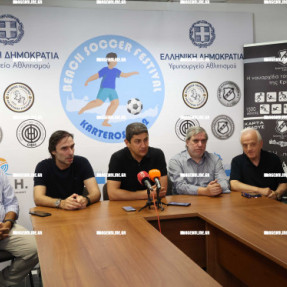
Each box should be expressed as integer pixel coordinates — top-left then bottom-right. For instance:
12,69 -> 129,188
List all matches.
191,139 -> 207,144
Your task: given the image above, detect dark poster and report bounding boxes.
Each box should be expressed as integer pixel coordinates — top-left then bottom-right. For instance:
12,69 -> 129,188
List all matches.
244,41 -> 287,174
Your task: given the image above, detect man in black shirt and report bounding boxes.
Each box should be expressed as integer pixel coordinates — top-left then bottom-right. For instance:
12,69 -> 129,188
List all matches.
230,128 -> 287,200
107,123 -> 167,200
34,130 -> 101,209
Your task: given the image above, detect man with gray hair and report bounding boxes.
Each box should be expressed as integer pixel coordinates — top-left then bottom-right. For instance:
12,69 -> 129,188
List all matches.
107,122 -> 167,200
168,126 -> 230,196
230,128 -> 287,199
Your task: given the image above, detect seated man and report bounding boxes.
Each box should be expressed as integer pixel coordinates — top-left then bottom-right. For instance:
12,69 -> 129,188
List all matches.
0,169 -> 38,286
230,128 -> 287,199
168,126 -> 230,196
34,130 -> 101,209
107,122 -> 167,200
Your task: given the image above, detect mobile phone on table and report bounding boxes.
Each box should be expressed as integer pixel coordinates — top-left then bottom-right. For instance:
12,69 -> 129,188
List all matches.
241,192 -> 262,198
167,202 -> 191,207
122,206 -> 136,212
29,211 -> 52,217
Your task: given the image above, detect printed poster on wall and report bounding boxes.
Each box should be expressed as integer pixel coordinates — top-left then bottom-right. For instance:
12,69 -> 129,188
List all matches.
244,41 -> 287,173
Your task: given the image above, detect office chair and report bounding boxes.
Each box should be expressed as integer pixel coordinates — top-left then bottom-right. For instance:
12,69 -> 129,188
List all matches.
84,185 -> 110,201
0,250 -> 34,287
166,175 -> 173,196
102,183 -> 109,200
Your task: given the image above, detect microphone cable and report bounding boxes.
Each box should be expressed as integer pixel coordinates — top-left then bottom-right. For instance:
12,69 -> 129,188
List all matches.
151,190 -> 162,234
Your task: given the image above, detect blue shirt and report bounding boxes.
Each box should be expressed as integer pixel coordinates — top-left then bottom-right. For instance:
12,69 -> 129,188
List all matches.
0,170 -> 19,222
98,67 -> 121,89
168,150 -> 230,195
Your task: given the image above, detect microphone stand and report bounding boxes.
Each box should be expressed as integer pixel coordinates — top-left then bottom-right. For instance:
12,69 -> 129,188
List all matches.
155,186 -> 167,211
138,187 -> 154,212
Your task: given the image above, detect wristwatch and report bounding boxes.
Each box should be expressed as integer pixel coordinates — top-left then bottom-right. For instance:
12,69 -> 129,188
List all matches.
55,199 -> 62,208
3,219 -> 15,228
84,196 -> 91,206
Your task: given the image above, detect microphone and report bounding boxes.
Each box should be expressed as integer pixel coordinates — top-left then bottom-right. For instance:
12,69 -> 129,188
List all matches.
149,169 -> 161,190
137,171 -> 152,191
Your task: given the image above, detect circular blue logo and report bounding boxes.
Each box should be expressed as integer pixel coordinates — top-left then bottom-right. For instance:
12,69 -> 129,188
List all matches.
59,35 -> 165,143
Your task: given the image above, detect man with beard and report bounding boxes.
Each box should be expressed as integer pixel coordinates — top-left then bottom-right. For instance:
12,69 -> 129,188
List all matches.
34,130 -> 101,209
107,123 -> 167,200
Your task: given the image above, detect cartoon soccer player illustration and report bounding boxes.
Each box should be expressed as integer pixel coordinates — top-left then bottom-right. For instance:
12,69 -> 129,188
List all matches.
78,52 -> 139,127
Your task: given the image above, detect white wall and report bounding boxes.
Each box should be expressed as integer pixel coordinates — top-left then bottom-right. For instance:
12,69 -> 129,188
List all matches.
0,1 -> 286,231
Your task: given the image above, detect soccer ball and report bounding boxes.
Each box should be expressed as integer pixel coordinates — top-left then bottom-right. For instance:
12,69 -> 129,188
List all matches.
127,98 -> 143,115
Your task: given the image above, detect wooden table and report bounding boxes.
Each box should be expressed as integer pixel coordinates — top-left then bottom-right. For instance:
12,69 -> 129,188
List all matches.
30,192 -> 287,287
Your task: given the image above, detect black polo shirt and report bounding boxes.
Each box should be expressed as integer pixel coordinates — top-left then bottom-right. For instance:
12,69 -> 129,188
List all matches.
230,150 -> 287,191
107,147 -> 167,191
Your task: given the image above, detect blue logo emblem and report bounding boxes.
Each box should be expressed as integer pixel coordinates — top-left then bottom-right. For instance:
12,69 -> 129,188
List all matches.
0,158 -> 10,175
59,35 -> 165,143
0,14 -> 24,45
189,20 -> 215,48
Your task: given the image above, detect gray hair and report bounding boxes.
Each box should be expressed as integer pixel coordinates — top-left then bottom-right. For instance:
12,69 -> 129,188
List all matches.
240,128 -> 262,142
125,122 -> 148,142
185,126 -> 208,141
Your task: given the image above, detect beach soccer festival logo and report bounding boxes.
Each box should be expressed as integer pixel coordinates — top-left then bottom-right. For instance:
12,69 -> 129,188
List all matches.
0,14 -> 24,45
189,20 -> 215,48
59,35 -> 165,143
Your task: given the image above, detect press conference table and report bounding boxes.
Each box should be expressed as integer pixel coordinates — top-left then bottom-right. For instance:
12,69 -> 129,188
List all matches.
30,192 -> 287,287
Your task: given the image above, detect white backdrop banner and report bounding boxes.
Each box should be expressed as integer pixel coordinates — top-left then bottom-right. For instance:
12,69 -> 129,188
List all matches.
0,6 -> 253,229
